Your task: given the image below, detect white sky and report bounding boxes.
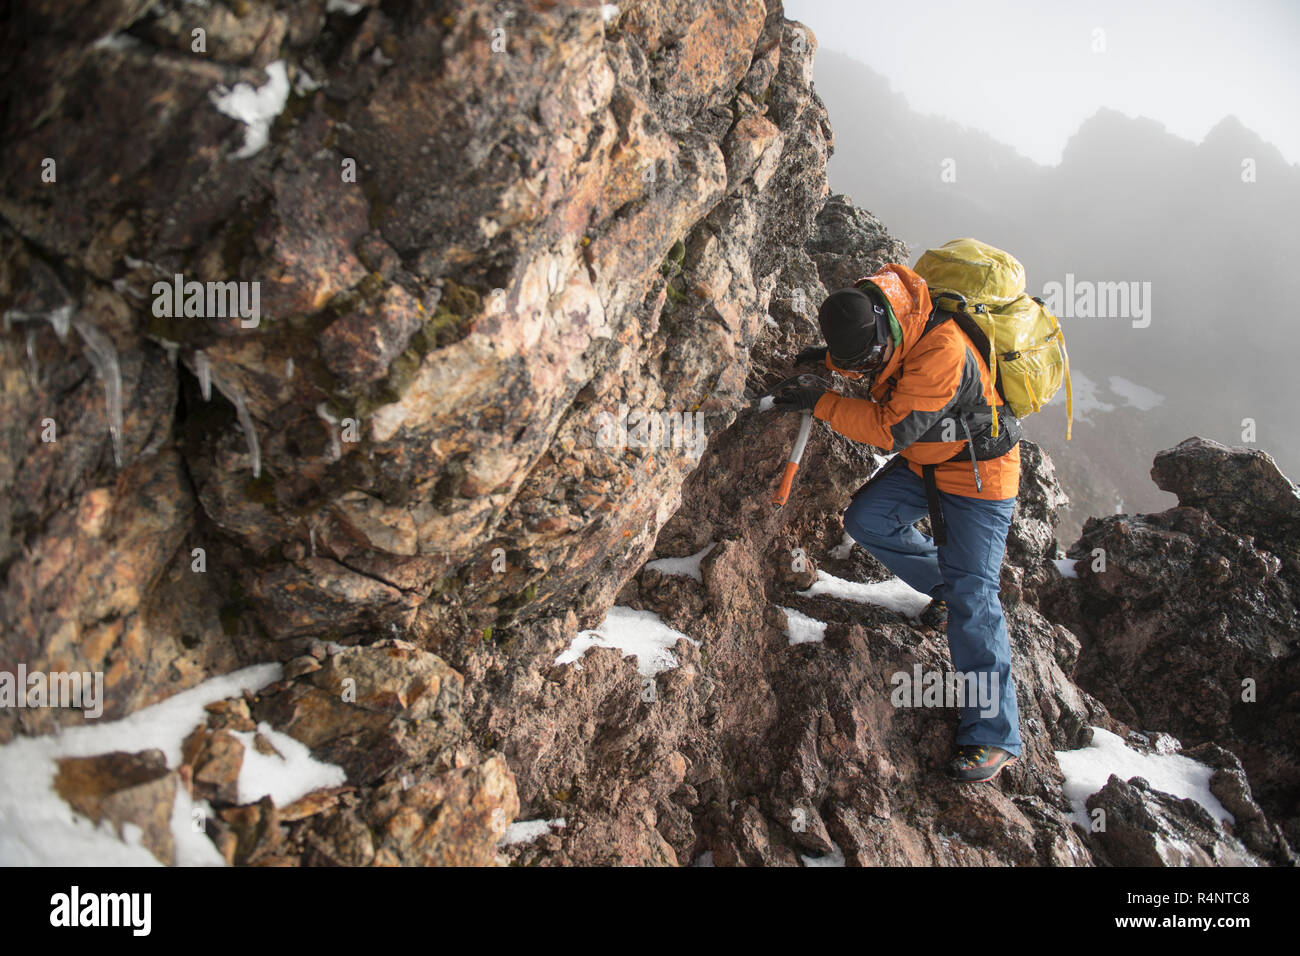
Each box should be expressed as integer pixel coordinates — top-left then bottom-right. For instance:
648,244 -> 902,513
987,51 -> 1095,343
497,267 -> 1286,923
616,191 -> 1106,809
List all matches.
785,0 -> 1300,166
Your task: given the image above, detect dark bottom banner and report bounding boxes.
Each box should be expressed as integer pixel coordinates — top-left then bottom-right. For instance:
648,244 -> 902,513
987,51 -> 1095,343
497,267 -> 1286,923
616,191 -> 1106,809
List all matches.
7,864 -> 1282,942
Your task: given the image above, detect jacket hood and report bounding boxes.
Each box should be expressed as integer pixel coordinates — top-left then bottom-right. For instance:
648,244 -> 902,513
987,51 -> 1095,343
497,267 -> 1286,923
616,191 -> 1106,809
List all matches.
856,263 -> 933,387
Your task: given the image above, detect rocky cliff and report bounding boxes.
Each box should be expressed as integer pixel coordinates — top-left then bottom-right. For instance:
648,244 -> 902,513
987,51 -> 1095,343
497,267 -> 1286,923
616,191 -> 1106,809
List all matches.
1,0 -> 1295,867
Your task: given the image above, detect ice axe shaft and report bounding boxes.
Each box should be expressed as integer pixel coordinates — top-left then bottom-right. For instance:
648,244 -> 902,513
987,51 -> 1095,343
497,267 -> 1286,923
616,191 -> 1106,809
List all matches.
772,410 -> 814,507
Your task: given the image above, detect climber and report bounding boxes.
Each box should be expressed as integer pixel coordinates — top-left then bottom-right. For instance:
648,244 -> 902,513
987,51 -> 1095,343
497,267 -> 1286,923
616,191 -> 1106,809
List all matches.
772,266 -> 1023,783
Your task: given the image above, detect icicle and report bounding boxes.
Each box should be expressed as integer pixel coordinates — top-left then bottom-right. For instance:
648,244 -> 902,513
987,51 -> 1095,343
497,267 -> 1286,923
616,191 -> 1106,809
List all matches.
72,317 -> 124,469
4,304 -> 68,339
233,386 -> 262,478
4,302 -> 79,388
154,337 -> 179,366
215,375 -> 261,478
25,327 -> 38,381
195,350 -> 212,400
49,304 -> 71,341
309,526 -> 317,557
285,356 -> 294,379
315,402 -> 342,461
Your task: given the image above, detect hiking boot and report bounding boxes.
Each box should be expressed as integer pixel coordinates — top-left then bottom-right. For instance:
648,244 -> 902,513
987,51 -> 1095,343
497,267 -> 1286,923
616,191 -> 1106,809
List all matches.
919,599 -> 948,629
946,745 -> 1017,783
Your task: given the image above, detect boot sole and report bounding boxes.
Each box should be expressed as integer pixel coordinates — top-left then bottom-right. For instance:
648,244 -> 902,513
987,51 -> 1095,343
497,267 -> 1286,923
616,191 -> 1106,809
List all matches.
949,756 -> 1017,783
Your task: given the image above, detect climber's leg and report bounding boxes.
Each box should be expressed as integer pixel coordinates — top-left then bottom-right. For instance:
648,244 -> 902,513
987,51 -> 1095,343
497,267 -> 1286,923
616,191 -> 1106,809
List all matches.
934,489 -> 1021,757
842,464 -> 945,599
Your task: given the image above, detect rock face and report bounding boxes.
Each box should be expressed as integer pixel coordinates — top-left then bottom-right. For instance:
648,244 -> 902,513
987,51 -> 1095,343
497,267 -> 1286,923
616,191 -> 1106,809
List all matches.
508,420 -> 1107,865
1043,437 -> 1300,849
1,2 -> 1294,867
1152,438 -> 1300,580
1084,774 -> 1255,867
1,0 -> 829,730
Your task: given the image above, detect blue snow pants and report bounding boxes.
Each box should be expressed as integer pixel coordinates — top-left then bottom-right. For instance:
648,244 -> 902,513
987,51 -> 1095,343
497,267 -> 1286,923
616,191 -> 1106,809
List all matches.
842,463 -> 1022,756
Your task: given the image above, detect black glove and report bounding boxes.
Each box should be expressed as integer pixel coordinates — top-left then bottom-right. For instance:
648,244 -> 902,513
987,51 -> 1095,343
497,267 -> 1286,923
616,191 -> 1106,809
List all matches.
794,345 -> 828,366
771,373 -> 829,413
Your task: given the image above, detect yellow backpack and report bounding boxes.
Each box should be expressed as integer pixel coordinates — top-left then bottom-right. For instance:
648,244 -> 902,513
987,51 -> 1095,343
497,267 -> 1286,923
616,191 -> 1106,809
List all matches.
914,238 -> 1073,440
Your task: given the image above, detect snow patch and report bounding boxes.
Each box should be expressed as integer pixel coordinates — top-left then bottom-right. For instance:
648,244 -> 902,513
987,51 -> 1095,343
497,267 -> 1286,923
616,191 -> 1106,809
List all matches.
828,532 -> 855,561
779,606 -> 827,645
1053,557 -> 1079,579
210,61 -> 290,159
1054,726 -> 1233,830
555,606 -> 698,677
0,664 -> 281,866
501,817 -> 566,846
92,33 -> 141,52
1061,371 -> 1164,421
1109,375 -> 1164,411
229,722 -> 346,807
1066,370 -> 1115,423
798,569 -> 931,619
293,70 -> 322,96
645,542 -> 715,582
801,839 -> 845,867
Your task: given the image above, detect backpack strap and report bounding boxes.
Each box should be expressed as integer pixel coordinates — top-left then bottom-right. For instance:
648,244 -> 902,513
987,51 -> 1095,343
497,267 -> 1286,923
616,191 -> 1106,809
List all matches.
922,302 -> 1011,437
866,303 -> 1013,531
921,305 -> 953,337
918,303 -> 1025,489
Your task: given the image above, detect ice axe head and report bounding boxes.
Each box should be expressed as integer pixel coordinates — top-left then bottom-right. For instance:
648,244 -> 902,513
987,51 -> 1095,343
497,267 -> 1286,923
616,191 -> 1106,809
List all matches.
757,372 -> 829,407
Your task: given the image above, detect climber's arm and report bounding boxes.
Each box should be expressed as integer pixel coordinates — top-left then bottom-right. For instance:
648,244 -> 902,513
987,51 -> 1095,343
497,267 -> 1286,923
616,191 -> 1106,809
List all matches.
812,336 -> 965,452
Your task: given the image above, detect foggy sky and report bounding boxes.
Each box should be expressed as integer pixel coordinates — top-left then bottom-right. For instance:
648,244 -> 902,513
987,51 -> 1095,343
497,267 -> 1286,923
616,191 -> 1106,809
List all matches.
784,0 -> 1300,167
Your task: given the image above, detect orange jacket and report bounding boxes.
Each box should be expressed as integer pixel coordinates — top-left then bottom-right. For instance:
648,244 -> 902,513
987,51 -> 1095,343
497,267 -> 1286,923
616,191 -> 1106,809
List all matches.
812,264 -> 1021,500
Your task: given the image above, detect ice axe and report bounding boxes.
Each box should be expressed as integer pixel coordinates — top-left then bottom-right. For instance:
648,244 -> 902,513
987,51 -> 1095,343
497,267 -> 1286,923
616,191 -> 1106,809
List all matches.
772,410 -> 814,507
752,373 -> 825,507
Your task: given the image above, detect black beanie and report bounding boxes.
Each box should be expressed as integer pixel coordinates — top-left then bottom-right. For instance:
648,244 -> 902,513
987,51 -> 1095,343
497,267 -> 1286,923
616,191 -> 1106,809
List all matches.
818,288 -> 880,367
